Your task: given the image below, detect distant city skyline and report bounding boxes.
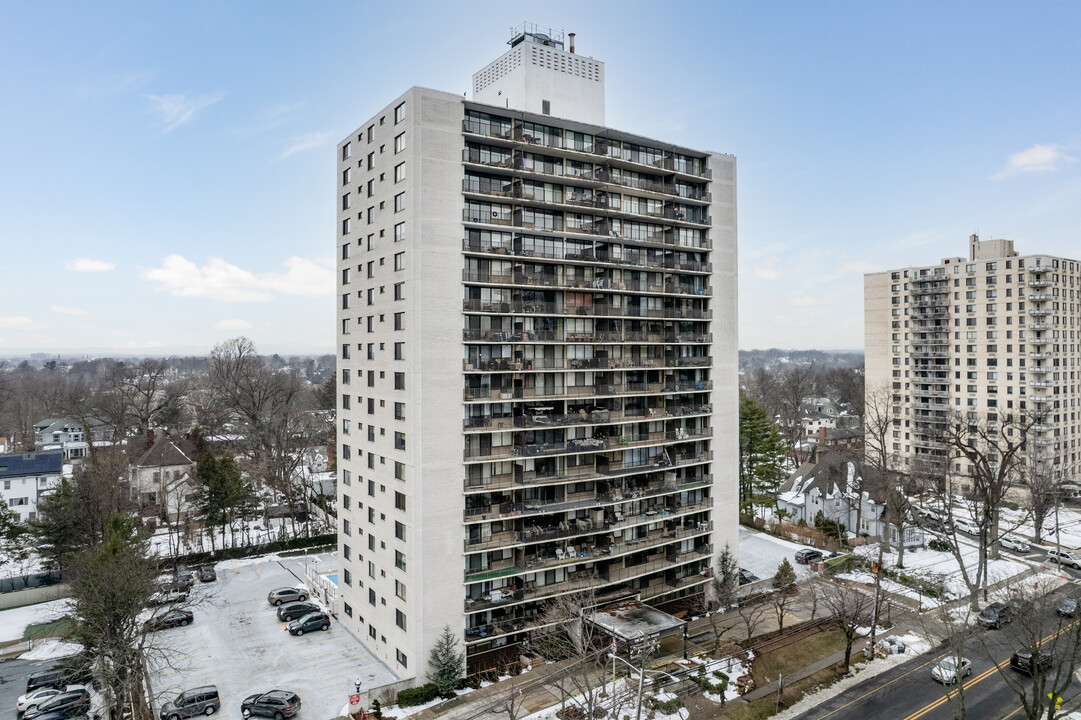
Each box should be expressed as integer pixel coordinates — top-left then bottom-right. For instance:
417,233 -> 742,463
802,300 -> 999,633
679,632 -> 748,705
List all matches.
1,2 -> 1078,354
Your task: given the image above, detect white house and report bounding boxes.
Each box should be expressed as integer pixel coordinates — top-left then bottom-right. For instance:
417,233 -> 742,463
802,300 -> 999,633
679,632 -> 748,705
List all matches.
0,450 -> 64,522
129,432 -> 198,520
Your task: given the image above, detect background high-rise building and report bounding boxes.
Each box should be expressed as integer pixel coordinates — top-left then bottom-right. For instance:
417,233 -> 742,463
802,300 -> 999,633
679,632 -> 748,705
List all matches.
336,25 -> 738,679
865,235 -> 1080,484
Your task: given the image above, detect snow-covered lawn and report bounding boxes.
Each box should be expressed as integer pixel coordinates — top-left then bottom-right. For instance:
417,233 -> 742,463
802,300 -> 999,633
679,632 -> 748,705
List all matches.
998,504 -> 1081,549
0,598 -> 72,642
841,540 -> 1032,608
19,638 -> 82,660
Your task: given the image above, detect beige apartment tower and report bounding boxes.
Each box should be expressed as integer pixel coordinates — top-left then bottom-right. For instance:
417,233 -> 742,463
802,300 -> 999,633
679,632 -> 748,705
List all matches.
336,27 -> 738,680
866,235 -> 1081,483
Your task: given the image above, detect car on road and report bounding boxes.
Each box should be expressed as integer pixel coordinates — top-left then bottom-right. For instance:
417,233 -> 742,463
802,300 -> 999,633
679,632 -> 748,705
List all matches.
240,690 -> 302,719
286,611 -> 331,636
1057,598 -> 1078,618
978,602 -> 1013,629
198,566 -> 217,582
794,548 -> 824,565
1048,548 -> 1081,570
737,568 -> 760,585
276,601 -> 321,622
17,687 -> 66,715
954,517 -> 980,535
23,689 -> 90,720
267,587 -> 308,606
999,535 -> 1030,552
159,686 -> 220,720
1010,649 -> 1052,675
931,656 -> 972,684
144,609 -> 195,632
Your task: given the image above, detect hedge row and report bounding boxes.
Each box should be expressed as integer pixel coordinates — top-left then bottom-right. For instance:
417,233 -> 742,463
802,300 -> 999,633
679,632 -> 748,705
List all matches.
161,533 -> 337,568
397,683 -> 439,707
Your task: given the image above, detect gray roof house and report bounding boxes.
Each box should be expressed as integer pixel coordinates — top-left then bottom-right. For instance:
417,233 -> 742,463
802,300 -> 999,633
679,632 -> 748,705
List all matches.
0,450 -> 64,523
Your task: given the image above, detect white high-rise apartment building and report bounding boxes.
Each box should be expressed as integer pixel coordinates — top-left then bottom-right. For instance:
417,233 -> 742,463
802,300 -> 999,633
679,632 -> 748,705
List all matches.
866,235 -> 1081,484
336,26 -> 738,679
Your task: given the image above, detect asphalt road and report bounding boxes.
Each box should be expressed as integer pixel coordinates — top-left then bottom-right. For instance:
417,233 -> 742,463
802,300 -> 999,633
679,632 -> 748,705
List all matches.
0,657 -> 60,717
795,586 -> 1081,720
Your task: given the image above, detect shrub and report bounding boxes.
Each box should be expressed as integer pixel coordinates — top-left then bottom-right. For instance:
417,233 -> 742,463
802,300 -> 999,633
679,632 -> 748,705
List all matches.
647,696 -> 683,714
928,538 -> 951,552
397,683 -> 438,707
370,699 -> 382,719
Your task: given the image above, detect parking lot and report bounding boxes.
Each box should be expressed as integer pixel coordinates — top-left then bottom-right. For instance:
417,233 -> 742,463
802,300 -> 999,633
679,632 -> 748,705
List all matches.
149,553 -> 394,720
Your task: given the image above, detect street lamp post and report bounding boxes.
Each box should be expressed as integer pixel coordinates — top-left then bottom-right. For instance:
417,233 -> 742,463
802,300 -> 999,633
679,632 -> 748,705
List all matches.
609,652 -> 646,720
682,624 -> 689,660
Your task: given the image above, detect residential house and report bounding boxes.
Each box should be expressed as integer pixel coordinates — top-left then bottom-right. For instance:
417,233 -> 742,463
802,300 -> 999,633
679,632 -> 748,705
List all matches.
0,450 -> 64,522
129,431 -> 198,520
33,417 -> 113,462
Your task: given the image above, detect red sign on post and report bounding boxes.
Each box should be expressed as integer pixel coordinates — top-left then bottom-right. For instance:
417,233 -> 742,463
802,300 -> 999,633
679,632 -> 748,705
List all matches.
349,695 -> 361,706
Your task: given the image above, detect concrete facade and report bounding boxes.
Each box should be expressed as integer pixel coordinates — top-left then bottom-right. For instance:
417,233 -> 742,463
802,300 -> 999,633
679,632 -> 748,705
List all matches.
865,235 -> 1081,487
336,33 -> 737,681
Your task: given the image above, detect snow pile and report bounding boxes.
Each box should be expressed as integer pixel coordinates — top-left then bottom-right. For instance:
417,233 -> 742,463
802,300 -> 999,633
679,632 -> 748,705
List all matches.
20,638 -> 82,660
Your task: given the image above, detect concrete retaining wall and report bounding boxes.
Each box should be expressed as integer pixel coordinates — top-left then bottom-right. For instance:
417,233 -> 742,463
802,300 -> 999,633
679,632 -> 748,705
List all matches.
0,583 -> 70,610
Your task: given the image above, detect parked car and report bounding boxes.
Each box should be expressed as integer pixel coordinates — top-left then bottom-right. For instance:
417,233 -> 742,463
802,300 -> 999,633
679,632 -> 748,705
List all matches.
23,689 -> 90,720
738,568 -> 760,585
25,667 -> 89,695
1010,649 -> 1052,675
240,690 -> 302,719
931,656 -> 972,684
151,583 -> 190,606
1057,598 -> 1078,618
198,566 -> 217,583
173,566 -> 195,588
267,587 -> 308,606
144,609 -> 195,632
276,602 -> 320,622
286,611 -> 331,636
794,548 -> 824,565
29,711 -> 92,720
978,602 -> 1013,629
954,517 -> 980,535
159,686 -> 220,720
999,535 -> 1030,553
1048,548 -> 1081,570
17,687 -> 65,715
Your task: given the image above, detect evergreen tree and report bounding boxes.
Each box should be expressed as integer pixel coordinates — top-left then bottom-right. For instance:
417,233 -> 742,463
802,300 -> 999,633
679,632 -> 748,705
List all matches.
738,395 -> 788,515
428,624 -> 465,695
771,558 -> 799,633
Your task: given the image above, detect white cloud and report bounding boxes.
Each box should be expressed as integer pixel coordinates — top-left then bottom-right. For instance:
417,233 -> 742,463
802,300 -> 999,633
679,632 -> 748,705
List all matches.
791,297 -> 819,307
992,144 -> 1076,180
279,132 -> 332,161
0,316 -> 47,330
140,254 -> 333,303
213,319 -> 253,332
145,92 -> 225,133
50,305 -> 88,316
65,258 -> 116,272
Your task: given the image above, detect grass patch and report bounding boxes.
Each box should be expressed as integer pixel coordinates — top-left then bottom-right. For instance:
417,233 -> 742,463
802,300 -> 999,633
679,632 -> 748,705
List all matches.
751,628 -> 847,685
727,667 -> 842,720
23,617 -> 73,640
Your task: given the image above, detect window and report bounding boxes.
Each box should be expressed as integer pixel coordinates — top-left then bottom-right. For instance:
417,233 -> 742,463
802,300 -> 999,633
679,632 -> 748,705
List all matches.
343,544 -> 351,560
394,222 -> 405,243
394,102 -> 405,124
394,193 -> 405,212
367,151 -> 374,168
342,142 -> 351,160
395,550 -> 406,571
394,163 -> 405,183
395,521 -> 406,541
396,649 -> 408,668
343,519 -> 351,536
394,252 -> 405,271
394,461 -> 406,480
342,343 -> 351,359
394,312 -> 404,331
342,218 -> 351,234
342,318 -> 350,335
395,491 -> 406,510
394,372 -> 405,390
342,394 -> 350,410
394,402 -> 405,420
394,342 -> 405,360
369,589 -> 377,606
343,569 -> 352,586
394,282 -> 404,300
344,603 -> 353,618
343,167 -> 352,185
395,578 -> 406,599
394,133 -> 405,153
342,193 -> 351,210
396,609 -> 407,630
342,368 -> 351,385
341,444 -> 351,459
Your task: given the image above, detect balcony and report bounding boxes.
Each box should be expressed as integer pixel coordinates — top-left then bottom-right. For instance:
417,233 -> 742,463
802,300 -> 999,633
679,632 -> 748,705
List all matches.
1028,278 -> 1052,288
462,118 -> 513,139
1029,323 -> 1052,331
1028,308 -> 1052,317
1028,380 -> 1054,388
1029,352 -> 1052,359
463,208 -> 513,227
1029,294 -> 1054,302
463,404 -> 712,434
1030,394 -> 1053,403
1030,438 -> 1054,447
510,495 -> 714,546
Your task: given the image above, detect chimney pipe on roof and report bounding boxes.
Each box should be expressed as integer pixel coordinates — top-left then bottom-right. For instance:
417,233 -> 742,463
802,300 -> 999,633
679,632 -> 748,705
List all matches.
568,32 -> 575,53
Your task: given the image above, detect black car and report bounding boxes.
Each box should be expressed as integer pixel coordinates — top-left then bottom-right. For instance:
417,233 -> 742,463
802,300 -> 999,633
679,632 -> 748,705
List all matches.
267,587 -> 308,606
795,548 -> 824,565
145,609 -> 195,632
1057,598 -> 1078,618
276,601 -> 320,622
198,566 -> 217,583
1011,649 -> 1052,675
978,602 -> 1013,629
29,712 -> 90,720
173,569 -> 195,589
23,689 -> 90,720
241,690 -> 302,719
286,611 -> 330,636
738,568 -> 760,585
26,665 -> 91,694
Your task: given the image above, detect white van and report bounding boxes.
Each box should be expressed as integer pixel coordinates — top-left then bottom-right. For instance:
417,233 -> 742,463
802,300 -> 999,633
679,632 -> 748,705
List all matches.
1048,548 -> 1081,570
954,517 -> 980,535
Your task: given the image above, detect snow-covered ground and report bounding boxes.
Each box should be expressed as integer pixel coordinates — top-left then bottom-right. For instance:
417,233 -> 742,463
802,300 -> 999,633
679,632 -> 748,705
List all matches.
840,539 -> 1033,608
739,526 -> 820,582
998,503 -> 1081,549
0,598 -> 71,642
19,638 -> 82,660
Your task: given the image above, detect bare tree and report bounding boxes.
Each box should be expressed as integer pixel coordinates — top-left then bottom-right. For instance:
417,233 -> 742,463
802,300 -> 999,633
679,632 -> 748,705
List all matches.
736,594 -> 770,645
862,383 -> 896,476
771,559 -> 798,634
818,580 -> 872,671
775,366 -> 819,459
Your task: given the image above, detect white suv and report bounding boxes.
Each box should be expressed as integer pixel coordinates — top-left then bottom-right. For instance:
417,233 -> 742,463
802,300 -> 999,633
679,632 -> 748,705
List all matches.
953,517 -> 979,535
1048,548 -> 1081,570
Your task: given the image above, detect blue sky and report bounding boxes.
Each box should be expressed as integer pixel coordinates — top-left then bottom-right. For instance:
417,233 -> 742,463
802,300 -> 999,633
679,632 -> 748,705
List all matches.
2,2 -> 1079,355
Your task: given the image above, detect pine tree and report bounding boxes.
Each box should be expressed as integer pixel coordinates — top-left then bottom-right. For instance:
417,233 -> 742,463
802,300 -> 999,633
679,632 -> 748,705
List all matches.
738,395 -> 788,515
428,624 -> 465,695
772,559 -> 797,592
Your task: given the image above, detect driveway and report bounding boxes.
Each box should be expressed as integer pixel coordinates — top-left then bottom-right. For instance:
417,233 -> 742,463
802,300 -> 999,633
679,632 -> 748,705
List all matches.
738,525 -> 820,582
149,554 -> 394,720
